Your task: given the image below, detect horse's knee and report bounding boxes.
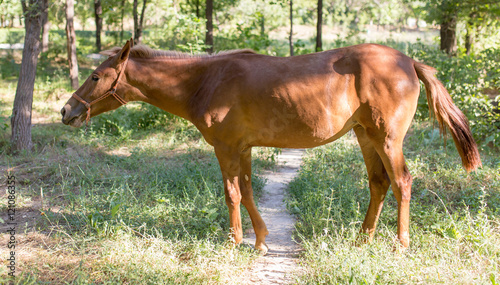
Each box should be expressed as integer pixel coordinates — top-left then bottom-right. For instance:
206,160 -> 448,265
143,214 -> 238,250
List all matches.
394,167 -> 412,203
224,180 -> 242,207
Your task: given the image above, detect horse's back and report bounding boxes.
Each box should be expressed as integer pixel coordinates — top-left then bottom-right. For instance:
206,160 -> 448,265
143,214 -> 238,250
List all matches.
198,44 -> 421,148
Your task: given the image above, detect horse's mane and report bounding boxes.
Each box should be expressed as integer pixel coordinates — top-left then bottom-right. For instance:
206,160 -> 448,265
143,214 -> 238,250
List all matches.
100,44 -> 256,59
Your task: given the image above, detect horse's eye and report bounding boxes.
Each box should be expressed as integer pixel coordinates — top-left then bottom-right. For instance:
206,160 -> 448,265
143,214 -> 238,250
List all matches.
92,75 -> 99,81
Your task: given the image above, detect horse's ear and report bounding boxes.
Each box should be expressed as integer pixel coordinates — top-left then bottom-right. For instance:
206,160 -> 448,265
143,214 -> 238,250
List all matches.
114,40 -> 132,66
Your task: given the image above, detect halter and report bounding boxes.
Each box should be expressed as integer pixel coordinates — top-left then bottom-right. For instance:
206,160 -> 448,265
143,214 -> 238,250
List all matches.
71,55 -> 130,127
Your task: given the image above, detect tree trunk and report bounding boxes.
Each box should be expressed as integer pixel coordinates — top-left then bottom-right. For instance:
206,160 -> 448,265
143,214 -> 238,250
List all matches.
440,14 -> 457,56
195,0 -> 200,18
465,12 -> 476,56
316,0 -> 322,52
120,0 -> 126,43
133,0 -> 147,44
205,0 -> 213,54
133,0 -> 138,42
94,0 -> 102,51
41,0 -> 49,52
465,24 -> 472,56
66,0 -> 79,89
11,0 -> 42,152
139,0 -> 147,43
289,0 -> 293,56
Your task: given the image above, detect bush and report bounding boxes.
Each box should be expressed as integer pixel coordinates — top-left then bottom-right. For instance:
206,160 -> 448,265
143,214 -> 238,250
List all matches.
407,43 -> 500,147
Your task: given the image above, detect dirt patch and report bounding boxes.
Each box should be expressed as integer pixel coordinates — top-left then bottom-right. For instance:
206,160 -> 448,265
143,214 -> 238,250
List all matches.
241,149 -> 304,284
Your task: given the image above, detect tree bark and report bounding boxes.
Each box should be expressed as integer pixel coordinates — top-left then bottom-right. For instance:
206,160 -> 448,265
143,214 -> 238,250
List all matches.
66,0 -> 79,89
94,0 -> 102,51
289,0 -> 293,56
465,12 -> 476,56
195,0 -> 200,18
205,0 -> 213,54
440,13 -> 457,56
41,0 -> 49,52
139,0 -> 147,42
316,0 -> 322,52
133,0 -> 147,44
11,0 -> 42,152
120,0 -> 126,43
133,0 -> 138,42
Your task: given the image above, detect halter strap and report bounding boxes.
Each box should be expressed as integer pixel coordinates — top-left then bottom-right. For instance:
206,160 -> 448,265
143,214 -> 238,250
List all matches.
71,55 -> 130,126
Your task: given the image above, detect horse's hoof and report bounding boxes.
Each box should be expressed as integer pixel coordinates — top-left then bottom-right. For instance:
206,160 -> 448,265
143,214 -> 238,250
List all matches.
355,233 -> 372,247
255,242 -> 269,255
392,237 -> 409,253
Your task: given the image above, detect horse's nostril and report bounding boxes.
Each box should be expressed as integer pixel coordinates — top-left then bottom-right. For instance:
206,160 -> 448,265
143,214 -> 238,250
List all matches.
61,107 -> 66,117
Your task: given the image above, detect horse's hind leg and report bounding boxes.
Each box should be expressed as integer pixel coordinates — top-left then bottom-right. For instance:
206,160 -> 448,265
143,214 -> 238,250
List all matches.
355,107 -> 414,247
362,126 -> 413,248
353,125 -> 391,243
240,148 -> 269,254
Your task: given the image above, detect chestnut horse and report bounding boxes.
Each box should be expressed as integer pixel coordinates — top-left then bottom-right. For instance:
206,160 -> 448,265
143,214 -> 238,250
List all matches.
61,40 -> 481,253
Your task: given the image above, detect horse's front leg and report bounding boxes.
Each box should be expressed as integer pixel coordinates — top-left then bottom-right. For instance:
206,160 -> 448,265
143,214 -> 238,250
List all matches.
240,148 -> 269,254
215,145 -> 243,244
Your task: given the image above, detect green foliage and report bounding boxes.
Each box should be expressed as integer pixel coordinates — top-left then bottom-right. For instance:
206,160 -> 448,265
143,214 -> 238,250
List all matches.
406,42 -> 500,147
424,0 -> 500,53
0,0 -> 22,28
143,10 -> 209,53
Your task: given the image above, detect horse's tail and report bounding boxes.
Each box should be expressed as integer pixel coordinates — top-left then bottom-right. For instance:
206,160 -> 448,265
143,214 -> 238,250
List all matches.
414,61 -> 482,172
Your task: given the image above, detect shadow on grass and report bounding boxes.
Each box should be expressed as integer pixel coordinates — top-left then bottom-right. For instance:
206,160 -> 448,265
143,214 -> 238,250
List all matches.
0,110 -> 267,245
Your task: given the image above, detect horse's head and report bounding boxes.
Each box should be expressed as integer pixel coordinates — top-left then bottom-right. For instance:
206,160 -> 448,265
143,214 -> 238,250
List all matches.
61,40 -> 133,127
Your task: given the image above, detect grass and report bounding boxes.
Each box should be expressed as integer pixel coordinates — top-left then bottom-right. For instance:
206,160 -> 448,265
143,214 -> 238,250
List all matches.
287,125 -> 500,284
0,84 -> 278,283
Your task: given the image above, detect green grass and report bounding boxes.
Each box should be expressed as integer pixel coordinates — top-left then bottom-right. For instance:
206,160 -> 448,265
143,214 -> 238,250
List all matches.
288,124 -> 500,284
0,90 -> 277,283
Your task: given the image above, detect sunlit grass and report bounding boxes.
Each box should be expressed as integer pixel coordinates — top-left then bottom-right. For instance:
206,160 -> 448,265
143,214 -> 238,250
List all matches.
288,125 -> 500,284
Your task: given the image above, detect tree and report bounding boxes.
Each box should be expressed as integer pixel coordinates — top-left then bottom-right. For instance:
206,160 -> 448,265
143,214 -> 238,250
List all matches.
120,0 -> 126,43
133,0 -> 148,44
11,0 -> 42,152
425,0 -> 461,55
289,0 -> 293,56
439,2 -> 458,55
192,0 -> 201,18
41,0 -> 49,52
463,2 -> 500,55
0,0 -> 21,28
66,0 -> 79,89
94,0 -> 103,51
205,0 -> 213,53
425,0 -> 500,56
316,0 -> 322,52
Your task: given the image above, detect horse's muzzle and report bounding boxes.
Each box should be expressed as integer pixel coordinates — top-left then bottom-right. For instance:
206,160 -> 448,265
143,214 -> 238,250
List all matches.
61,104 -> 84,127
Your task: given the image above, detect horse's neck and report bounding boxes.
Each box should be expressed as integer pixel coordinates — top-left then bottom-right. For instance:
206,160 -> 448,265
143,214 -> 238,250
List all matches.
126,57 -> 209,121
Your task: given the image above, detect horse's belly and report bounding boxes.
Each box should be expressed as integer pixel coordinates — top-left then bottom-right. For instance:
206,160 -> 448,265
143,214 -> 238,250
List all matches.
250,114 -> 354,149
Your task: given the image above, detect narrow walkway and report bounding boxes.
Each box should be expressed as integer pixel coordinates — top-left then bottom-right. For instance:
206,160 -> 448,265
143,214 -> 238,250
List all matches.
241,149 -> 304,284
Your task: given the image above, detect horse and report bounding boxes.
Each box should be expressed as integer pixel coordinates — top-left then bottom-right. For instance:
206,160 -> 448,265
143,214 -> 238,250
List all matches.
61,40 -> 481,254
